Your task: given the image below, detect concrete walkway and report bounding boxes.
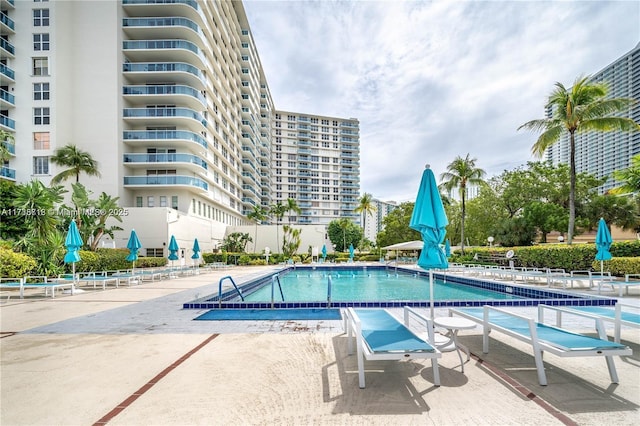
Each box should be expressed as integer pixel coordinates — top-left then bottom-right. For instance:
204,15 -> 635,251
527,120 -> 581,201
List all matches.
1,266 -> 639,425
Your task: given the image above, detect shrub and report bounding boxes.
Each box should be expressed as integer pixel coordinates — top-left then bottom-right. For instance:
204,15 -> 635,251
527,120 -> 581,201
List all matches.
594,257 -> 640,276
0,248 -> 37,277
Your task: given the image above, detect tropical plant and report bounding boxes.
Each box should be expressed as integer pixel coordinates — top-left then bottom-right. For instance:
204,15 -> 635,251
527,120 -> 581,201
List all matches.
611,154 -> 640,195
269,201 -> 287,253
282,225 -> 301,258
439,154 -> 486,254
247,204 -> 267,253
220,232 -> 252,253
0,129 -> 14,163
518,75 -> 640,243
327,218 -> 362,252
285,197 -> 301,224
354,192 -> 376,248
0,180 -> 30,241
375,202 -> 420,248
50,144 -> 101,184
12,180 -> 64,241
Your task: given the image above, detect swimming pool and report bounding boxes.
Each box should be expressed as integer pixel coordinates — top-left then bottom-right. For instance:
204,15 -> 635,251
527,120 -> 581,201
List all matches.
183,265 -> 616,310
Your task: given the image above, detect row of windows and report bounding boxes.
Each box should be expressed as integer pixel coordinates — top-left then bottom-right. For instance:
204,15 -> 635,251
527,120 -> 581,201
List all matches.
135,195 -> 178,209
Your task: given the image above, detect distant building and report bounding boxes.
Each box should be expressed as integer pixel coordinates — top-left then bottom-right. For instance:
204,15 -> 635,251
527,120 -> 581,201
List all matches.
361,198 -> 397,244
544,42 -> 640,194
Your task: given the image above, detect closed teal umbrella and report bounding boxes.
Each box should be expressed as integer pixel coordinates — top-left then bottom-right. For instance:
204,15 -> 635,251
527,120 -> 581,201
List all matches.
348,243 -> 354,260
595,218 -> 612,275
64,220 -> 83,293
191,238 -> 201,259
445,239 -> 451,258
168,235 -> 179,261
126,229 -> 142,269
321,244 -> 327,260
410,165 -> 449,269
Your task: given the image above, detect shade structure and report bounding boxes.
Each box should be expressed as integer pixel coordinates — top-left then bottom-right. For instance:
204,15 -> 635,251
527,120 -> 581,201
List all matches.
64,220 -> 83,294
321,244 -> 327,260
126,229 -> 142,268
410,165 -> 449,319
445,239 -> 451,258
191,238 -> 201,259
348,243 -> 354,260
595,217 -> 612,275
168,235 -> 179,261
409,165 -> 449,270
381,240 -> 424,251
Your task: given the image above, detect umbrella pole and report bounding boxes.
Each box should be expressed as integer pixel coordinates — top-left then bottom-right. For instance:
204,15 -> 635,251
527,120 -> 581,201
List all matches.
72,263 -> 76,295
429,270 -> 434,319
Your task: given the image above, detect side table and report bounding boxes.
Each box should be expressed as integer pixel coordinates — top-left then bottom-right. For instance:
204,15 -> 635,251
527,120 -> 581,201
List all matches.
433,316 -> 477,373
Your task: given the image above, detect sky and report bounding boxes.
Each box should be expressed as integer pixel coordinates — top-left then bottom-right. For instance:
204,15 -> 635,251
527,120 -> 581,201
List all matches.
242,0 -> 640,203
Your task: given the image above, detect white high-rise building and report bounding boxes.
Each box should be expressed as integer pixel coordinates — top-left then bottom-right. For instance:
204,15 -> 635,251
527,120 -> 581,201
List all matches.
0,1 -> 361,253
545,42 -> 640,194
363,198 -> 397,244
272,111 -> 360,225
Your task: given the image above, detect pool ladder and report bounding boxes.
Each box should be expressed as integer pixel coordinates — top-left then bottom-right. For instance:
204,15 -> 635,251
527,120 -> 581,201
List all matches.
327,276 -> 332,308
218,275 -> 243,308
271,275 -> 285,308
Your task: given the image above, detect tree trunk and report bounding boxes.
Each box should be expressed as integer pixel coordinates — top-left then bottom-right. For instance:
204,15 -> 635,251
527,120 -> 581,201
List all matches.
567,131 -> 576,244
460,187 -> 466,254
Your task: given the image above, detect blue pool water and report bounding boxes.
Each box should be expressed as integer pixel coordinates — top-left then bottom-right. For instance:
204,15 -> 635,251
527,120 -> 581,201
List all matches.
243,269 -> 520,302
183,265 -> 616,311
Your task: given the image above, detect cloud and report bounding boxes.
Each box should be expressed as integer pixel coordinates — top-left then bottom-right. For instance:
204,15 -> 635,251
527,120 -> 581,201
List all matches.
243,0 -> 640,202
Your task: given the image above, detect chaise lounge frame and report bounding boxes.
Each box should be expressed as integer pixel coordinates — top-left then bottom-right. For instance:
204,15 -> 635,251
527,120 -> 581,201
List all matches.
449,305 -> 632,386
345,306 -> 441,388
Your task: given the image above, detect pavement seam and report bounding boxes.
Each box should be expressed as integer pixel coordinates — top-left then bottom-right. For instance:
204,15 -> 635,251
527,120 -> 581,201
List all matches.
470,351 -> 578,426
92,333 -> 219,425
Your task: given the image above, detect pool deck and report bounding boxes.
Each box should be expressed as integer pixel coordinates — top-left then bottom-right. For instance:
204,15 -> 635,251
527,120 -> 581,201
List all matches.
1,265 -> 639,425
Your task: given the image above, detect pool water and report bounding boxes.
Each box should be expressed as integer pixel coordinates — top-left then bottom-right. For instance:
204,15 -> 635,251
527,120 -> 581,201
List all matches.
242,269 -> 521,302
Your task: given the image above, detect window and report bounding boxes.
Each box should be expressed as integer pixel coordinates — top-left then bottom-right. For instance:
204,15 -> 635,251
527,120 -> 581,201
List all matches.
33,83 -> 50,100
136,196 -> 143,207
32,57 -> 48,75
33,34 -> 50,51
159,196 -> 167,207
33,9 -> 49,26
171,195 -> 178,210
34,107 -> 50,125
33,156 -> 49,174
146,248 -> 163,257
33,132 -> 50,149
147,196 -> 154,207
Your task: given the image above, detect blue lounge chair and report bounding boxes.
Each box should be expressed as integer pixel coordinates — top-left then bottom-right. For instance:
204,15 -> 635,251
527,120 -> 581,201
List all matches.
449,305 -> 632,386
538,303 -> 640,343
345,306 -> 441,388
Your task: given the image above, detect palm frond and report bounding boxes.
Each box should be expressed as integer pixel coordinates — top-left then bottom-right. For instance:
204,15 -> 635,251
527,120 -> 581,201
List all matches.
531,126 -> 563,157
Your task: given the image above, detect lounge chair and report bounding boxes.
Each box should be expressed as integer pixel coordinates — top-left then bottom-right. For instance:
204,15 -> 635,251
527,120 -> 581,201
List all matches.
344,306 -> 441,388
538,303 -> 640,343
594,273 -> 640,296
449,305 -> 632,386
1,276 -> 75,299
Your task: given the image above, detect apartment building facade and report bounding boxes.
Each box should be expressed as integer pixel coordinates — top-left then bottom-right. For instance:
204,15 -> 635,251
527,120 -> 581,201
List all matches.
0,0 -> 361,254
544,42 -> 640,194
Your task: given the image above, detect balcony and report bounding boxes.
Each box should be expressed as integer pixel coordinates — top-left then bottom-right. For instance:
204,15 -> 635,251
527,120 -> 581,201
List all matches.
123,175 -> 207,190
1,140 -> 15,155
0,37 -> 14,58
123,153 -> 207,171
123,107 -> 207,132
123,17 -> 204,47
122,0 -> 202,24
123,130 -> 207,149
123,84 -> 205,109
0,114 -> 15,130
123,40 -> 205,66
0,166 -> 15,180
1,11 -> 15,33
0,63 -> 14,81
123,62 -> 205,89
0,88 -> 14,107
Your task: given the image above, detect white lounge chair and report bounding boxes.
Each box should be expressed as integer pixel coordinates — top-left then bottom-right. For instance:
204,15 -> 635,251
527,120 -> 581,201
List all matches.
538,303 -> 640,343
449,305 -> 632,386
345,306 -> 441,388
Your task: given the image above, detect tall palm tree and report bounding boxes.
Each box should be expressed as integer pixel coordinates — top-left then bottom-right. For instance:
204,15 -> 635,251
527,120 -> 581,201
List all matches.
269,201 -> 287,254
519,75 -> 639,243
50,144 -> 101,184
611,154 -> 640,195
439,154 -> 486,254
285,197 -> 301,224
247,204 -> 267,253
354,192 -> 375,248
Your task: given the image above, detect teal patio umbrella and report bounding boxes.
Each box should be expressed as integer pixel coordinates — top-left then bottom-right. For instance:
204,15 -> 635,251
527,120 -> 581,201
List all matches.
409,165 -> 449,318
126,229 -> 142,270
168,235 -> 179,267
445,239 -> 451,258
595,217 -> 612,276
191,238 -> 201,260
348,244 -> 354,261
64,220 -> 83,293
321,244 -> 327,261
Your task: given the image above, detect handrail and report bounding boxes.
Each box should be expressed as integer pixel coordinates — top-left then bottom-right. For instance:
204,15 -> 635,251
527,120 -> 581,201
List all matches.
271,274 -> 285,308
327,276 -> 332,308
218,275 -> 243,308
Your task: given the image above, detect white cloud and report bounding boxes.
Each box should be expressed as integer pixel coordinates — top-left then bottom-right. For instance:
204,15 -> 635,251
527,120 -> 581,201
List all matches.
244,0 -> 640,202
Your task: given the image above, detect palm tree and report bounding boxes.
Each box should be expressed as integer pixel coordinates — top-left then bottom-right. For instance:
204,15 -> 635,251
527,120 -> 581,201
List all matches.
247,204 -> 267,253
439,154 -> 486,254
337,217 -> 351,252
611,154 -> 640,195
50,144 -> 101,184
269,201 -> 287,253
285,197 -> 301,224
519,75 -> 639,243
354,192 -> 375,248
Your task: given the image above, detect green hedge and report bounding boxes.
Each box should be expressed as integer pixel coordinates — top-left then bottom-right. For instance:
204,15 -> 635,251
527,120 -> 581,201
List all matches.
593,258 -> 640,276
73,248 -> 166,272
0,248 -> 37,277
